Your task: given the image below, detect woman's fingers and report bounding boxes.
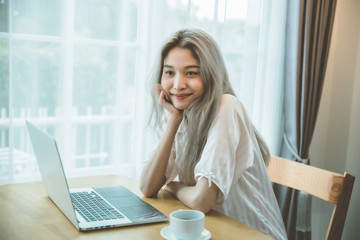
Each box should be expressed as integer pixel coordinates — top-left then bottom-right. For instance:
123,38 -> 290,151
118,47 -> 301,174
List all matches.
156,84 -> 162,96
157,84 -> 171,105
156,84 -> 182,117
158,90 -> 165,104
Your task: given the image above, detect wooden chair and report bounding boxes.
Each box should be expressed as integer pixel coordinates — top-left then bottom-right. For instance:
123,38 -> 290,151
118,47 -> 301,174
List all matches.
268,156 -> 355,240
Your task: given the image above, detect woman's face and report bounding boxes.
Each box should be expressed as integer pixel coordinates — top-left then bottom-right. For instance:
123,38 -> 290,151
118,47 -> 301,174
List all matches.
161,47 -> 204,110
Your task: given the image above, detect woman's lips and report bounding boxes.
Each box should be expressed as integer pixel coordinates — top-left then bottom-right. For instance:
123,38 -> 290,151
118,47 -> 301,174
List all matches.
171,93 -> 192,100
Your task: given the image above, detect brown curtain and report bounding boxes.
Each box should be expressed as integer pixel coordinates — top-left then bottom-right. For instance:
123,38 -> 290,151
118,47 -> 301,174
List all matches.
274,0 -> 337,239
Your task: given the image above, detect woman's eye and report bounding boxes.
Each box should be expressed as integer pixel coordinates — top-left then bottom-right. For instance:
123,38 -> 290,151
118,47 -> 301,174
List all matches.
164,71 -> 174,76
186,71 -> 199,76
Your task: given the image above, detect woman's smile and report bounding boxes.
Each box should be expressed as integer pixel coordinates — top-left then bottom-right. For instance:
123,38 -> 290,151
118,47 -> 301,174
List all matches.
171,93 -> 192,100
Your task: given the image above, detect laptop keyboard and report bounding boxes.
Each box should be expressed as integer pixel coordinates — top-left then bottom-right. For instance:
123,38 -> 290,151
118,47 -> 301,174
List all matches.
71,191 -> 125,222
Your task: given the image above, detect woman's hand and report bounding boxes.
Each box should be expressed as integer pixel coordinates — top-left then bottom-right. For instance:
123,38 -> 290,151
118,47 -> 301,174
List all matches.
156,84 -> 182,119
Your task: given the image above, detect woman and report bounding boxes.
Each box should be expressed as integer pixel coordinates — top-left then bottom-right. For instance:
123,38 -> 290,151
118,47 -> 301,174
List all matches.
140,29 -> 287,240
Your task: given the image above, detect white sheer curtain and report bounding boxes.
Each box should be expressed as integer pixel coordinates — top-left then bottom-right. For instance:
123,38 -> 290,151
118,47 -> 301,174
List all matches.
0,0 -> 287,185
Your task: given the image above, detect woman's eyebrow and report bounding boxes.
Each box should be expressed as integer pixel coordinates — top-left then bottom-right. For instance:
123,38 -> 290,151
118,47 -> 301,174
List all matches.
184,65 -> 200,69
163,64 -> 200,69
163,65 -> 173,68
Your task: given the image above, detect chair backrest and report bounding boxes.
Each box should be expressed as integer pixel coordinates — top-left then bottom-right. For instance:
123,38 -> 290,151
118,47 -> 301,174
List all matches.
268,156 -> 355,240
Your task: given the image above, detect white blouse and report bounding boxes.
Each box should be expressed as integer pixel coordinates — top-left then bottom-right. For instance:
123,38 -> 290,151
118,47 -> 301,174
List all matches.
158,94 -> 287,240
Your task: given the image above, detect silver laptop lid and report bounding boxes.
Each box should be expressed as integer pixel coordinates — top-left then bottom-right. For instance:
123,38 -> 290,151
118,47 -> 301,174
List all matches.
26,120 -> 79,230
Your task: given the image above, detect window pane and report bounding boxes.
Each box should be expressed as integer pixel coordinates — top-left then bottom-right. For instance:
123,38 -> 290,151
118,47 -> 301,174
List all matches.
222,20 -> 246,96
0,0 -> 9,32
119,120 -> 133,164
10,39 -> 62,181
0,147 -> 9,182
75,0 -> 121,41
11,0 -> 64,36
13,126 -> 40,179
73,44 -> 118,115
188,0 -> 215,32
73,124 -> 113,168
123,48 -> 136,115
0,37 -> 9,183
226,0 -> 248,21
224,54 -> 243,93
126,0 -> 138,42
163,0 -> 189,35
0,39 -> 9,110
222,0 -> 255,110
12,40 -> 63,117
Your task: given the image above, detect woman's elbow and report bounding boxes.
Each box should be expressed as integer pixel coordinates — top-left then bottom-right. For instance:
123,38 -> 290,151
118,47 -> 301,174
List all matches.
139,182 -> 157,197
140,187 -> 153,198
192,204 -> 213,214
187,177 -> 219,214
139,173 -> 166,197
190,194 -> 216,214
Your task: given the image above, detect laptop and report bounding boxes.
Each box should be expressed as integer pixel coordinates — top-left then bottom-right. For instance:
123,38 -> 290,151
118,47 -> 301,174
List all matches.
25,120 -> 167,231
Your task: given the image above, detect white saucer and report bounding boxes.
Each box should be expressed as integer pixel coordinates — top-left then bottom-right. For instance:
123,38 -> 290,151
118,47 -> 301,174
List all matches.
160,226 -> 211,240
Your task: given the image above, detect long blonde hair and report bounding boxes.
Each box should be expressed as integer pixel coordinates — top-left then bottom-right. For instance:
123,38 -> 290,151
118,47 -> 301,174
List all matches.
149,29 -> 269,185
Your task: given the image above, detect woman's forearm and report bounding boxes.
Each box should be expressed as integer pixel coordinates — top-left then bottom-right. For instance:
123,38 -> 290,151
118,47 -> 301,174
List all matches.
139,114 -> 182,197
165,178 -> 219,213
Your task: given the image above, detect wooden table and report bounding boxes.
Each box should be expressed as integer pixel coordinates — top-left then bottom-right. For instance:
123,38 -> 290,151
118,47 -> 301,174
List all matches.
0,175 -> 274,240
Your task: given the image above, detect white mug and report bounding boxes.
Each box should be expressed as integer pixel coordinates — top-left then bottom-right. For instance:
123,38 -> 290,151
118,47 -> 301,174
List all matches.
170,209 -> 205,239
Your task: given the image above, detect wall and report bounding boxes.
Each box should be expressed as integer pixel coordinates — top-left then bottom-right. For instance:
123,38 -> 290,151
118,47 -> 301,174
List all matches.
310,0 -> 360,239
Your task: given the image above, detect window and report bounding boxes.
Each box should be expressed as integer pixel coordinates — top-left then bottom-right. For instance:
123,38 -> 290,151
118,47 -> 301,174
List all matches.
0,0 -> 287,184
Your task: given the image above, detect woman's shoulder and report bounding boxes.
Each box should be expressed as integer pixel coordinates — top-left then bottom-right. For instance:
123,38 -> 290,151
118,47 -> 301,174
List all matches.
220,94 -> 246,114
221,94 -> 239,104
218,94 -> 253,126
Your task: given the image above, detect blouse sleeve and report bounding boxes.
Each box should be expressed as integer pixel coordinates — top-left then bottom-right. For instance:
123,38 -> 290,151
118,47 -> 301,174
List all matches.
194,95 -> 255,204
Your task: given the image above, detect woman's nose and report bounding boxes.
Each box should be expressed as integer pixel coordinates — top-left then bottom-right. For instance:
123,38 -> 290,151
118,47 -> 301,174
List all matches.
173,74 -> 186,90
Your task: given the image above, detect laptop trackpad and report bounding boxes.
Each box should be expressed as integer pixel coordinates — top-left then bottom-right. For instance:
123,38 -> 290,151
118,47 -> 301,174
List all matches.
93,186 -> 165,222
